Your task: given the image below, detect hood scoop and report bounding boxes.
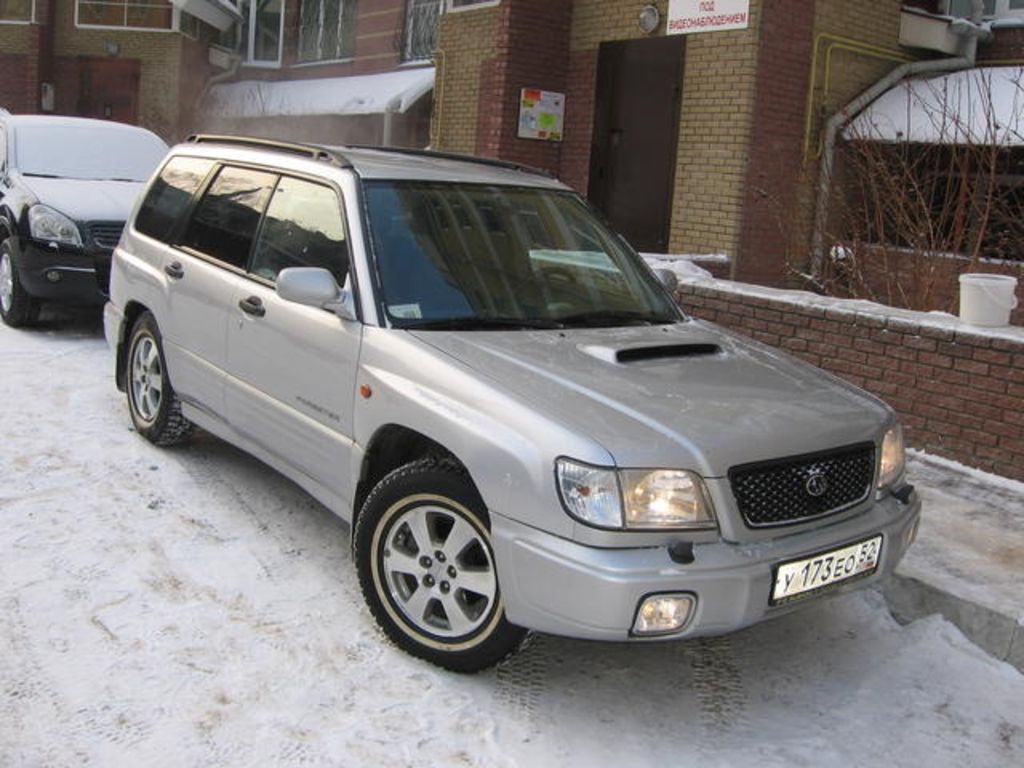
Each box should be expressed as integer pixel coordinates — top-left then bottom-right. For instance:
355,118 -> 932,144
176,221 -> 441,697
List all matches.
580,343 -> 722,364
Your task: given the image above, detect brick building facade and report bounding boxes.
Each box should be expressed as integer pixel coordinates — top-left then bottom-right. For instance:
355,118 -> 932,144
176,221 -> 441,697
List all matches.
432,0 -> 1024,288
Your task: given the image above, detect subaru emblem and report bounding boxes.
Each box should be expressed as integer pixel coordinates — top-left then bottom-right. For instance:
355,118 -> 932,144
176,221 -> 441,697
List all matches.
805,471 -> 829,497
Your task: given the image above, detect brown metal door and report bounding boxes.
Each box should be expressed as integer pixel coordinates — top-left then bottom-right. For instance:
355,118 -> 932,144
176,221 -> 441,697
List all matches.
77,58 -> 141,124
588,36 -> 684,253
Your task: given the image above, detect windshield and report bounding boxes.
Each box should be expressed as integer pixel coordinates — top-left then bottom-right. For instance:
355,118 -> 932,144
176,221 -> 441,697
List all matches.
14,123 -> 168,182
363,181 -> 681,329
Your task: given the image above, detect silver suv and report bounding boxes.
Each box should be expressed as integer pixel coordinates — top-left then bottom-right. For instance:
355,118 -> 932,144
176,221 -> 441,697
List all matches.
105,136 -> 920,672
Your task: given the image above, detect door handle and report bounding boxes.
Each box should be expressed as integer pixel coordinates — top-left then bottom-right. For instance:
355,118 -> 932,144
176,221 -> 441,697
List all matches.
238,295 -> 266,318
164,261 -> 184,280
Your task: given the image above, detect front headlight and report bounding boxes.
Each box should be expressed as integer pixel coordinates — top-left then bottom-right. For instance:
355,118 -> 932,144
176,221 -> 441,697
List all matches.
555,460 -> 622,528
29,204 -> 82,247
878,424 -> 905,489
556,460 -> 716,530
621,469 -> 715,529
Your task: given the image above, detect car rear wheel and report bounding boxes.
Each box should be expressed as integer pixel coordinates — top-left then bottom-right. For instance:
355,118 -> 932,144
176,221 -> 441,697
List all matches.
0,239 -> 40,328
126,312 -> 193,446
355,459 -> 527,672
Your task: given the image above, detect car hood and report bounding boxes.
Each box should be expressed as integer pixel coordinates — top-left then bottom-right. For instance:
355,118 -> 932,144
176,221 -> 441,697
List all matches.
18,176 -> 144,222
411,320 -> 891,475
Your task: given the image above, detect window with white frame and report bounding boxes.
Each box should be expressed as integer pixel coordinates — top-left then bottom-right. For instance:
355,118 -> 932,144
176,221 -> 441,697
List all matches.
239,0 -> 284,65
0,0 -> 34,23
76,0 -> 174,29
299,0 -> 357,63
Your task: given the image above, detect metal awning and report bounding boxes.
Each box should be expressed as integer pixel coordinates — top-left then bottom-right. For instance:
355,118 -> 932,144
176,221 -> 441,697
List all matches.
168,0 -> 242,32
844,65 -> 1024,146
204,68 -> 436,120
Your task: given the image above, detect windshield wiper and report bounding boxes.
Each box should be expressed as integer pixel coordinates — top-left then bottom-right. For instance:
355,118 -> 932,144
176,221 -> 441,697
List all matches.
400,317 -> 565,331
21,172 -> 61,179
555,310 -> 676,328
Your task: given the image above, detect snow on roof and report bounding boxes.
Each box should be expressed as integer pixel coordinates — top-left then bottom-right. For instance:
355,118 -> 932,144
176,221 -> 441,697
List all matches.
203,68 -> 436,120
844,65 -> 1024,146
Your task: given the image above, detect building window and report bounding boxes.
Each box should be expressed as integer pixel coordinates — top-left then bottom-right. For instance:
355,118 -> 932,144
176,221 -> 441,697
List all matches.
240,0 -> 284,65
402,0 -> 441,62
0,0 -> 34,23
76,0 -> 173,29
299,0 -> 357,63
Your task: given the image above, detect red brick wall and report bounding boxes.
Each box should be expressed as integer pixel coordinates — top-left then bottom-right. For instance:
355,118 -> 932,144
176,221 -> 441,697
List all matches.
474,0 -> 572,175
979,26 -> 1024,61
677,280 -> 1024,481
559,48 -> 598,194
0,53 -> 35,113
736,0 -> 816,285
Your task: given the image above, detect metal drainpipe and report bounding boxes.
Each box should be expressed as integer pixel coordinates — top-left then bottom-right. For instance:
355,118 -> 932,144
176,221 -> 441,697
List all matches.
809,0 -> 990,276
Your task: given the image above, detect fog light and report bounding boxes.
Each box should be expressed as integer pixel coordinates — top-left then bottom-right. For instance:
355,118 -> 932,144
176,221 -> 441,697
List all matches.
46,270 -> 62,283
633,593 -> 695,636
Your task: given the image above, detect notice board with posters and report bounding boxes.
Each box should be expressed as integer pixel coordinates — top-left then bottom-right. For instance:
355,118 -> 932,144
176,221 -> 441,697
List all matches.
667,0 -> 751,35
518,89 -> 565,142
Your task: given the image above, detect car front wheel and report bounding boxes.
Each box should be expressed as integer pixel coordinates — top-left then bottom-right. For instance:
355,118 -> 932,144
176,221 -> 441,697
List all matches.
125,312 -> 193,446
0,239 -> 39,328
355,459 -> 526,672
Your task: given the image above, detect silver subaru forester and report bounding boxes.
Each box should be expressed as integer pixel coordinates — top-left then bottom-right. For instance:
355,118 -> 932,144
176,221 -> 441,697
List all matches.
104,136 -> 920,672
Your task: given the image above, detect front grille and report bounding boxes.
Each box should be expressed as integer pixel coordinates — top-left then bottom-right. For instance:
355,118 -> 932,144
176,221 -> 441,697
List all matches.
729,443 -> 876,528
87,222 -> 125,250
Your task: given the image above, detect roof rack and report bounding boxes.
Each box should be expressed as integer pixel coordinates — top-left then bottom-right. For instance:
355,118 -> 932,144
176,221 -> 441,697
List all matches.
185,134 -> 351,168
348,145 -> 553,179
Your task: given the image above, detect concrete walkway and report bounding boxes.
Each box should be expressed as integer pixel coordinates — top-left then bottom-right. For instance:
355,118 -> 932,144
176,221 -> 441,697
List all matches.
884,453 -> 1024,672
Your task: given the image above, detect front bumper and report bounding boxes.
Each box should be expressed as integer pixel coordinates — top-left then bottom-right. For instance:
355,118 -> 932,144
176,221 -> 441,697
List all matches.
15,240 -> 111,306
492,490 -> 921,641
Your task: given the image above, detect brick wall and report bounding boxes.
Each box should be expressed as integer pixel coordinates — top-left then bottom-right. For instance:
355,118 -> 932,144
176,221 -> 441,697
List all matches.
736,0 -> 815,285
677,277 -> 1024,482
0,24 -> 39,113
52,0 -> 182,138
979,25 -> 1024,62
433,6 -> 499,152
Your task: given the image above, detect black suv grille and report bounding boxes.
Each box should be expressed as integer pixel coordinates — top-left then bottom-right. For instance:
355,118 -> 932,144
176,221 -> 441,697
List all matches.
729,443 -> 876,528
88,222 -> 125,250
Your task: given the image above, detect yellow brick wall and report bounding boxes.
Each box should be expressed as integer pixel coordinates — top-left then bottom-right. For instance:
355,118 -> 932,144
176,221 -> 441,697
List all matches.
569,0 -> 664,50
671,0 -> 761,257
0,23 -> 33,54
53,0 -> 183,136
432,6 -> 500,152
805,1 -> 907,165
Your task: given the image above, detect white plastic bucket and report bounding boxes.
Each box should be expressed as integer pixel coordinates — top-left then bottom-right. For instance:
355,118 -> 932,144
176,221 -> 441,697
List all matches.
958,273 -> 1019,327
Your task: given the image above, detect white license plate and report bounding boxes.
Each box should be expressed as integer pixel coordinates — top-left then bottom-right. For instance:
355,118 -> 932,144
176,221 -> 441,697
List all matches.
771,536 -> 882,605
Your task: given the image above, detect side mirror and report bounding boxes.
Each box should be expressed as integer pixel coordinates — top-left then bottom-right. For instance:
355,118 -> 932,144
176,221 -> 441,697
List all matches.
654,268 -> 678,292
276,267 -> 357,321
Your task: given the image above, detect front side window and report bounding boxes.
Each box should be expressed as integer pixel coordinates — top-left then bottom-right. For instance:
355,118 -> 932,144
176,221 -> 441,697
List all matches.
180,166 -> 277,269
0,0 -> 34,23
299,0 -> 357,63
250,177 -> 349,284
76,0 -> 174,30
402,0 -> 441,62
135,156 -> 216,243
363,181 -> 680,328
240,0 -> 284,65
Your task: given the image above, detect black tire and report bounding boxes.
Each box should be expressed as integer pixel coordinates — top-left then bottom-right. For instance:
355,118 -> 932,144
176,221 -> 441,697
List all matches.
0,238 -> 40,328
354,458 -> 527,673
125,312 -> 193,446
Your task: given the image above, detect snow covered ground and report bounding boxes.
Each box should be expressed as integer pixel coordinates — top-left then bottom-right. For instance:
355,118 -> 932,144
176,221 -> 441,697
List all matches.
2,311 -> 1023,768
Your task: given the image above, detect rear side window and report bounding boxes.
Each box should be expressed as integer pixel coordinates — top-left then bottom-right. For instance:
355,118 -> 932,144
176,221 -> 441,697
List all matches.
135,156 -> 215,243
249,177 -> 349,285
180,166 -> 277,269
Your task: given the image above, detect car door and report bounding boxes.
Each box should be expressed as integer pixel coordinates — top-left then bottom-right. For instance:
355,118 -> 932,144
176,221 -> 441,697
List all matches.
224,174 -> 360,501
164,164 -> 278,420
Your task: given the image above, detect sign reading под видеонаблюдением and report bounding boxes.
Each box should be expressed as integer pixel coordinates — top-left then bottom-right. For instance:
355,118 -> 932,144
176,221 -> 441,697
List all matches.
666,0 -> 750,35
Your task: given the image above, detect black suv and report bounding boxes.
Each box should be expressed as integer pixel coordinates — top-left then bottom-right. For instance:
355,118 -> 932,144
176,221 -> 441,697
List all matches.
0,115 -> 167,326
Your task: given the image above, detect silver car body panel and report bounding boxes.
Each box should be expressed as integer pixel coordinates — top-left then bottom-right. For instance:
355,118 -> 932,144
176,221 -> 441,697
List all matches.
105,140 -> 921,643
